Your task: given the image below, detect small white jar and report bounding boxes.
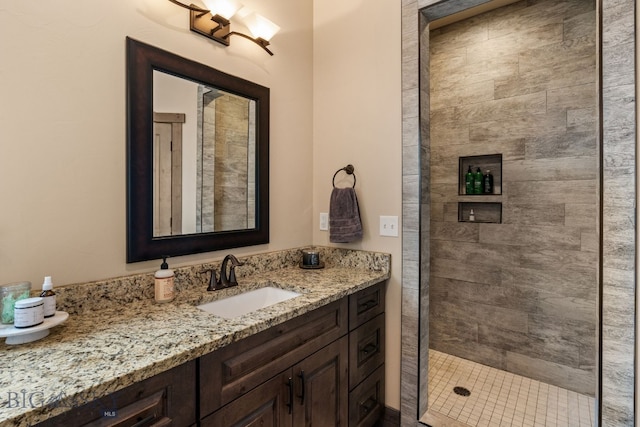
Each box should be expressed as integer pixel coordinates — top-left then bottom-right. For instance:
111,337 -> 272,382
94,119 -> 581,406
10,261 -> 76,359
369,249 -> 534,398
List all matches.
14,297 -> 44,328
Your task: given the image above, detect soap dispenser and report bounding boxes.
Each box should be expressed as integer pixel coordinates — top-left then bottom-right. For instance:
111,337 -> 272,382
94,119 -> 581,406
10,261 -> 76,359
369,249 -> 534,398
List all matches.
154,257 -> 175,303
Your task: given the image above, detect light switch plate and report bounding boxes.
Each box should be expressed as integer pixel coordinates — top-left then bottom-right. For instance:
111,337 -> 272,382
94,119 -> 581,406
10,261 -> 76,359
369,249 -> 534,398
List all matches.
380,215 -> 399,237
319,212 -> 329,231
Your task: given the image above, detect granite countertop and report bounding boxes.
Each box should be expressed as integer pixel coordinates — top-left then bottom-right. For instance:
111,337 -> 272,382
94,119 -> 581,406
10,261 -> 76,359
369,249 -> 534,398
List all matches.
0,248 -> 390,426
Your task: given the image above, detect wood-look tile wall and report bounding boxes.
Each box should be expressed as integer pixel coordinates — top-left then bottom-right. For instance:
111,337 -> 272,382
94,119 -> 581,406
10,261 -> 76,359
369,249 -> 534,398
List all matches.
403,0 -> 636,425
213,94 -> 251,231
198,93 -> 253,233
600,0 -> 636,423
428,0 -> 597,395
400,0 -> 424,422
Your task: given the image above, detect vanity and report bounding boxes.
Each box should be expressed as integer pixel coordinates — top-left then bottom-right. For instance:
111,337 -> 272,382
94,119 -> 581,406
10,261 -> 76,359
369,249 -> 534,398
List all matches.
0,248 -> 389,427
0,39 -> 392,427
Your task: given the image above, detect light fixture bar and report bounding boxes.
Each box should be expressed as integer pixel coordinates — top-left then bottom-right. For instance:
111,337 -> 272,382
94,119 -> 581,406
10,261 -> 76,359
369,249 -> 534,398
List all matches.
167,0 -> 278,55
224,31 -> 274,56
190,8 -> 231,46
167,0 -> 208,13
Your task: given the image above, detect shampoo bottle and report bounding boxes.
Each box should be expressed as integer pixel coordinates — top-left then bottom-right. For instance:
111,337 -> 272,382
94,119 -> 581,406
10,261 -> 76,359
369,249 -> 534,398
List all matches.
473,168 -> 483,194
154,257 -> 175,303
465,165 -> 474,195
39,276 -> 56,318
483,170 -> 494,194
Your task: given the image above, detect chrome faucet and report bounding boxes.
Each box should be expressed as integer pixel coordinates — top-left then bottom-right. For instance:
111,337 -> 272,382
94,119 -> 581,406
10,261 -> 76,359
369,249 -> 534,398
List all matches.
207,254 -> 245,291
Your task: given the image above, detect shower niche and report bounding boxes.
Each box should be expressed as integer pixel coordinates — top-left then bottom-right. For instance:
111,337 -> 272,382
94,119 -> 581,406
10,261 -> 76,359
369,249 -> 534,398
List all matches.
457,154 -> 502,223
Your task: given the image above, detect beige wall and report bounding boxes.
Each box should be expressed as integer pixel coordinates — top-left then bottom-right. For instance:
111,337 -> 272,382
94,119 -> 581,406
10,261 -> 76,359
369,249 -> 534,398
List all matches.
312,0 -> 403,409
0,0 -> 313,283
0,0 -> 403,412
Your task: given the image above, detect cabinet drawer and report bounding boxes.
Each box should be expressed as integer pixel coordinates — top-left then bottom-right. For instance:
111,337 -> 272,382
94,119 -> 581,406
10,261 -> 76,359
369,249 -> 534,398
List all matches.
37,361 -> 196,427
200,298 -> 348,417
349,313 -> 385,389
348,364 -> 385,427
348,282 -> 385,331
83,390 -> 169,427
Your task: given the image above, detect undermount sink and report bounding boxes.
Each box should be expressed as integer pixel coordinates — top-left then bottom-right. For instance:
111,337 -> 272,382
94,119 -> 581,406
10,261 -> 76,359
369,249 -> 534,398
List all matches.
197,286 -> 301,319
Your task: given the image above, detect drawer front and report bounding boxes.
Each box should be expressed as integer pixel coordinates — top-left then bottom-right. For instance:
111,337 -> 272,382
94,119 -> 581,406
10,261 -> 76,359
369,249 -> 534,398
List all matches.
83,390 -> 169,427
37,361 -> 197,427
200,298 -> 348,417
349,364 -> 385,427
348,282 -> 385,330
349,313 -> 385,389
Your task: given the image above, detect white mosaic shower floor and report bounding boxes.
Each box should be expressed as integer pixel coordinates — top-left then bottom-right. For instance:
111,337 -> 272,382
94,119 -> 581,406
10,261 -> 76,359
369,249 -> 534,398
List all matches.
420,350 -> 595,427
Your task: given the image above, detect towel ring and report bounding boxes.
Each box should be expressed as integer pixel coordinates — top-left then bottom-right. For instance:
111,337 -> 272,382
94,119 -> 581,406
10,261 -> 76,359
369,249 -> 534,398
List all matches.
332,164 -> 356,188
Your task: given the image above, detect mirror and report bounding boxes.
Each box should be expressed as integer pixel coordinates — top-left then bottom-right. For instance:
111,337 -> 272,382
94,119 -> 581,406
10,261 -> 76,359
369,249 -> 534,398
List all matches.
126,38 -> 269,263
152,71 -> 257,236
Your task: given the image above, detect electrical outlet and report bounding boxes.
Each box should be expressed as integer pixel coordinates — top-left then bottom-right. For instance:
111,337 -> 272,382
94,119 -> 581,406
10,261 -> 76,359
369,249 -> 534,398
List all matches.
380,215 -> 399,237
319,212 -> 329,231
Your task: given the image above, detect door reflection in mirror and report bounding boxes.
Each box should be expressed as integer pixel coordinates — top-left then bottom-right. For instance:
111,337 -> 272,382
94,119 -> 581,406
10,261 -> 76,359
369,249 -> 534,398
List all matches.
153,70 -> 256,237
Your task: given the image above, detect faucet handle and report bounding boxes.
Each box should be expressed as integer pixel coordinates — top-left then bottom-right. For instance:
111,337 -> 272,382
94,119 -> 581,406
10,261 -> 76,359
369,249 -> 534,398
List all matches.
207,270 -> 218,291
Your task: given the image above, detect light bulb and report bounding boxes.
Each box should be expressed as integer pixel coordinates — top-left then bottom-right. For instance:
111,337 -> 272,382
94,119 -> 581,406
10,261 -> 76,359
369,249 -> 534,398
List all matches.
202,0 -> 241,19
242,12 -> 280,41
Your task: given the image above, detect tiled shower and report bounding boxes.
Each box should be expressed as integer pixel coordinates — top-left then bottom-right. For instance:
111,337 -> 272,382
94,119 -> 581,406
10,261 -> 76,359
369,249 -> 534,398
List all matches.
425,0 -> 598,424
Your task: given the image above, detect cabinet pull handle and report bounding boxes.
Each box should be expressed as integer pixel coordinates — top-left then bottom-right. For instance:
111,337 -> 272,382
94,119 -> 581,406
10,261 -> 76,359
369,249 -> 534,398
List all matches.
359,397 -> 377,414
298,370 -> 306,405
131,414 -> 156,427
286,377 -> 293,414
361,343 -> 377,355
358,299 -> 377,312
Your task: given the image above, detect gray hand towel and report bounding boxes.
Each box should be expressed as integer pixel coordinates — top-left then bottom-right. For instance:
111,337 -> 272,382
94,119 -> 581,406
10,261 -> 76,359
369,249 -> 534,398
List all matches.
329,187 -> 363,243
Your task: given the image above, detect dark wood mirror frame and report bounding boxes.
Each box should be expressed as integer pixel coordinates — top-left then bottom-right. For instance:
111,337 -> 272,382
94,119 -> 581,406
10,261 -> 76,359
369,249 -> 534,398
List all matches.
126,37 -> 269,263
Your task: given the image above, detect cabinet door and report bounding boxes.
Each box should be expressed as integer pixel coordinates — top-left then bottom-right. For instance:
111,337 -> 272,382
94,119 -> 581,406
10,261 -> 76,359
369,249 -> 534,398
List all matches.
200,299 -> 348,416
292,336 -> 349,427
202,371 -> 293,427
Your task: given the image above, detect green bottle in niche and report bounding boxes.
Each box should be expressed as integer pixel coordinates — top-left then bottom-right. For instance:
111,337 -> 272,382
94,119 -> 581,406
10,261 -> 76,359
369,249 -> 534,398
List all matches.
473,167 -> 483,194
465,165 -> 474,195
483,170 -> 494,194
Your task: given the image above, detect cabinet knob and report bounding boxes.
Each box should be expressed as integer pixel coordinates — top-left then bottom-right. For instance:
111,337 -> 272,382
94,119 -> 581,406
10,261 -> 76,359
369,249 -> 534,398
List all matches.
359,397 -> 377,414
361,343 -> 378,355
358,299 -> 377,313
131,414 -> 156,427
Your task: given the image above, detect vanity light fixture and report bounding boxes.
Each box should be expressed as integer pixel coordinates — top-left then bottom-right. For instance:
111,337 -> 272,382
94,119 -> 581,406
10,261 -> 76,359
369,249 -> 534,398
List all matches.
168,0 -> 280,55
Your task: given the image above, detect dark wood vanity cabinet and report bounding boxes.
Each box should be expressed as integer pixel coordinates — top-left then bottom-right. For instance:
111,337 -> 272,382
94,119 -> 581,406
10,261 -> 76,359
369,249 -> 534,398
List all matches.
34,282 -> 385,427
200,281 -> 386,427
